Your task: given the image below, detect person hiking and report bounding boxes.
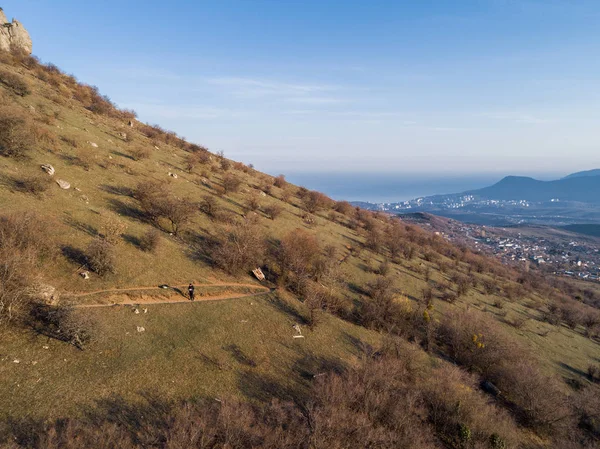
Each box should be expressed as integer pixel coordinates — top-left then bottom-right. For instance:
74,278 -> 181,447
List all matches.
188,283 -> 195,301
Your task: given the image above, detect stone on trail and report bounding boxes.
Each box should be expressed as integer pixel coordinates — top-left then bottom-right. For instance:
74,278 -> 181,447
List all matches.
41,164 -> 55,176
56,179 -> 71,190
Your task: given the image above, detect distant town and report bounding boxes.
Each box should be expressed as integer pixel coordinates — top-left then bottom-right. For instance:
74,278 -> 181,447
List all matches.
401,213 -> 600,283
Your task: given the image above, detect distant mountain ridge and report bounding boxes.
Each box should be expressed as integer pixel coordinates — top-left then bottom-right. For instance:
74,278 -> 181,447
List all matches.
562,169 -> 600,180
463,174 -> 600,203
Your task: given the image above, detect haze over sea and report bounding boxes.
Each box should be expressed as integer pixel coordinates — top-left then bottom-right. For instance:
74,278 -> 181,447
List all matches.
284,172 -> 563,204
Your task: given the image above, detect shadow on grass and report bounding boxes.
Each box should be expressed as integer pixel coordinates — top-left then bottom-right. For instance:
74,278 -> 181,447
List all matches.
61,245 -> 87,266
100,184 -> 134,197
183,230 -> 217,266
237,369 -> 301,403
266,294 -> 308,326
223,344 -> 257,367
111,150 -> 135,161
107,198 -> 148,223
63,215 -> 98,237
122,234 -> 142,249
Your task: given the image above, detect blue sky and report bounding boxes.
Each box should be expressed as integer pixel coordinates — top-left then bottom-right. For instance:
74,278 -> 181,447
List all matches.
3,1 -> 600,176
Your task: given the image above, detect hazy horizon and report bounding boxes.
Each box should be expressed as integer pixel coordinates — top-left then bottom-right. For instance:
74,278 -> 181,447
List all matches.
282,170 -> 566,204
3,0 -> 600,176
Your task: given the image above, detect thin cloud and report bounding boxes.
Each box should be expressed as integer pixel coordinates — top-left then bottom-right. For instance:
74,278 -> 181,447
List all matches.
122,103 -> 241,120
206,76 -> 343,103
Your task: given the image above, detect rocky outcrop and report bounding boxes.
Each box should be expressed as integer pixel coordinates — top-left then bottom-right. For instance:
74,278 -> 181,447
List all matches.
0,8 -> 33,55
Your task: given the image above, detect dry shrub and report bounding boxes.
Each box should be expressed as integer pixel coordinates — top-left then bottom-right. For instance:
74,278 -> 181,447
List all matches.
278,229 -> 321,291
263,203 -> 283,220
199,195 -> 219,218
86,238 -> 116,275
60,135 -> 78,148
28,301 -> 95,349
74,147 -> 95,170
0,104 -> 36,158
32,125 -> 58,147
212,216 -> 266,274
129,146 -> 151,161
0,70 -> 31,96
100,215 -> 127,245
139,229 -> 161,253
273,174 -> 287,188
222,173 -> 242,193
220,158 -> 231,171
302,190 -> 331,213
334,200 -> 354,216
134,181 -> 196,234
14,174 -> 52,197
246,192 -> 261,211
439,309 -> 571,433
185,152 -> 204,173
0,213 -> 55,326
308,352 -> 438,449
422,364 -> 518,448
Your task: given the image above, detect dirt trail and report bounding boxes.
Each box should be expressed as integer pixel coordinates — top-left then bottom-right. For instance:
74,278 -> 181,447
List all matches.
75,289 -> 274,309
68,283 -> 269,298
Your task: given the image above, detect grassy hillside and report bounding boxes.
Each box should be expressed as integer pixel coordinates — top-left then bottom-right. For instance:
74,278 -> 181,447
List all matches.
1,48 -> 600,448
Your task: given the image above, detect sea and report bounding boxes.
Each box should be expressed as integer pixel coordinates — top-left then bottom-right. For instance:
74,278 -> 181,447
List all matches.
284,172 -> 504,204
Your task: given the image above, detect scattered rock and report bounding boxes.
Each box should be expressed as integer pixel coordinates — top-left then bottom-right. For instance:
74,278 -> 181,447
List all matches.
293,324 -> 302,335
13,359 -> 20,364
88,141 -> 98,148
40,164 -> 55,176
260,191 -> 267,197
200,177 -> 211,187
252,267 -> 265,281
75,187 -> 81,192
80,271 -> 90,280
31,361 -> 37,366
154,146 -> 159,150
55,179 -> 71,190
42,345 -> 49,350
134,308 -> 140,314
118,132 -> 127,139
128,120 -> 134,128
168,172 -> 178,179
136,326 -> 145,333
143,308 -> 148,314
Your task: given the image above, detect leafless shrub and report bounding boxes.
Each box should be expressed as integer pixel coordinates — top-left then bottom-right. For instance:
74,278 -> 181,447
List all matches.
222,173 -> 242,193
13,174 -> 52,197
139,229 -> 161,253
212,217 -> 266,274
302,190 -> 331,213
134,181 -> 195,234
273,174 -> 287,188
199,195 -> 219,218
246,192 -> 261,211
0,104 -> 36,158
28,301 -> 95,349
263,203 -> 283,220
0,70 -> 31,96
0,213 -> 56,326
86,238 -> 116,275
129,146 -> 151,161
